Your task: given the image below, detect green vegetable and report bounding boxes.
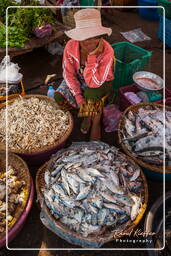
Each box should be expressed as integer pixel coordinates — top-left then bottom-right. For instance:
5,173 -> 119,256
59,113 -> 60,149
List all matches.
0,25 -> 28,48
0,0 -> 19,23
0,0 -> 56,49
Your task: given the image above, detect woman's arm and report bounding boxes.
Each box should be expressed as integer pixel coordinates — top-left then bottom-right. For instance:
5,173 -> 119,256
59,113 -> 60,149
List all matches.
83,41 -> 114,88
63,44 -> 84,105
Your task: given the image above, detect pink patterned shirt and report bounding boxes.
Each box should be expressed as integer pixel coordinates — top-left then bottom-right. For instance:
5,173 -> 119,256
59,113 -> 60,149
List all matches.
62,39 -> 114,104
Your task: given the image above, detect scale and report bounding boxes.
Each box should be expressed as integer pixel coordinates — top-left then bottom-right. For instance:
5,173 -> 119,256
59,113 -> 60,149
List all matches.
133,71 -> 163,102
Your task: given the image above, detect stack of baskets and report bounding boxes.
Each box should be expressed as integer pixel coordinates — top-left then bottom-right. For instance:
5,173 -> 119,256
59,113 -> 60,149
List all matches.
0,152 -> 33,248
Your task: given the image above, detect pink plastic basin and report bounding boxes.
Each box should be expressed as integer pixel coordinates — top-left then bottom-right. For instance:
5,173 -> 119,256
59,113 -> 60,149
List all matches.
0,179 -> 34,248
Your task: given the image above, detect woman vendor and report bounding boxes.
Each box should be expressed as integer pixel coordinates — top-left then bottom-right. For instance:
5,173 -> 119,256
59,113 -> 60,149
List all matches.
54,8 -> 115,141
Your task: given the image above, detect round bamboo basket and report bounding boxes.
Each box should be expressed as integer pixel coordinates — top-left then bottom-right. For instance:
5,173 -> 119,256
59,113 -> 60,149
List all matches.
0,151 -> 31,241
0,94 -> 73,155
118,102 -> 171,174
36,148 -> 148,248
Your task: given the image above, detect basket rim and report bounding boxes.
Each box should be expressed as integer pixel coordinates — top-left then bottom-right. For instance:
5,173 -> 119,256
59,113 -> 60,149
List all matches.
36,147 -> 148,245
0,94 -> 74,154
0,151 -> 31,240
118,102 -> 171,173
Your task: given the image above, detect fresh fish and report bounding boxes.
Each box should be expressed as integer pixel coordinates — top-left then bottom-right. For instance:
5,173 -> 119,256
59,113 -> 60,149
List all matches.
85,214 -> 92,224
66,173 -> 79,194
85,168 -> 104,178
75,184 -> 91,201
112,194 -> 134,206
62,154 -> 81,163
110,171 -> 119,186
52,184 -> 66,196
76,167 -> 94,183
87,197 -> 103,209
69,173 -> 86,184
44,171 -> 50,188
139,156 -> 164,165
128,181 -> 142,192
91,213 -> 98,226
130,169 -> 140,182
125,118 -> 135,137
97,208 -> 108,225
51,164 -> 64,177
130,195 -> 142,221
101,192 -> 119,204
73,208 -> 84,223
61,169 -> 70,196
104,180 -> 124,195
104,203 -> 129,215
118,214 -> 130,224
59,194 -> 76,208
80,222 -> 101,237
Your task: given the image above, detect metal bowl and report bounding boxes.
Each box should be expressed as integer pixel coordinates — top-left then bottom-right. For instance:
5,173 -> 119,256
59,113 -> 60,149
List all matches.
133,71 -> 163,92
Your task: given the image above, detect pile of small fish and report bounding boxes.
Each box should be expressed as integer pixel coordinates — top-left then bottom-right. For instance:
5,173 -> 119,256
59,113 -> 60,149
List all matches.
42,142 -> 144,238
121,105 -> 171,166
0,97 -> 71,152
0,166 -> 25,234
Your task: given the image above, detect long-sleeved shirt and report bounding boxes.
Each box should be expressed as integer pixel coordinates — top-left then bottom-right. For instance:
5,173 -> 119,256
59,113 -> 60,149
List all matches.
62,39 -> 114,104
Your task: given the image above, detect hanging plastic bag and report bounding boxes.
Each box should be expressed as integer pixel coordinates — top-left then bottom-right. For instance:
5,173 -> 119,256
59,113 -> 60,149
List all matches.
103,104 -> 122,132
0,56 -> 23,84
120,28 -> 151,43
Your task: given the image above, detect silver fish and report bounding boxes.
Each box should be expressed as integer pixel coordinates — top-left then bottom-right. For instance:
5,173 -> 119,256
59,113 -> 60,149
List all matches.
51,164 -> 64,177
97,208 -> 108,225
75,184 -> 91,201
113,194 -> 134,207
61,169 -> 70,196
104,180 -> 124,195
66,173 -> 79,194
44,171 -> 50,188
104,203 -> 128,215
85,168 -> 104,178
76,167 -> 94,183
130,169 -> 140,182
130,195 -> 142,221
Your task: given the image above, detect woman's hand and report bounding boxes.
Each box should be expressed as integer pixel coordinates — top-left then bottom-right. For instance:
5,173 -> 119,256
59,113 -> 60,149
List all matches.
78,99 -> 86,108
89,38 -> 104,56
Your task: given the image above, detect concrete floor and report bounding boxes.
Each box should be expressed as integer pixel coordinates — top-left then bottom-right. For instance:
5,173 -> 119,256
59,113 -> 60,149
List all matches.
1,8 -> 171,256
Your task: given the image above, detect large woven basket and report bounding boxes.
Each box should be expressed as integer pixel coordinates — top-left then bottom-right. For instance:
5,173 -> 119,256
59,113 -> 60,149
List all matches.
0,94 -> 73,155
118,102 -> 171,174
36,149 -> 148,248
0,151 -> 31,241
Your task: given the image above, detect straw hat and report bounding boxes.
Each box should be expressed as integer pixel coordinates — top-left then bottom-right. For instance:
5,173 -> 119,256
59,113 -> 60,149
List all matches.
64,8 -> 112,41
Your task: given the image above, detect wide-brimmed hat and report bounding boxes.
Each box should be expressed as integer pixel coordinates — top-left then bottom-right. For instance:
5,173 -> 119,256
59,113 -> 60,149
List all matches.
64,8 -> 112,41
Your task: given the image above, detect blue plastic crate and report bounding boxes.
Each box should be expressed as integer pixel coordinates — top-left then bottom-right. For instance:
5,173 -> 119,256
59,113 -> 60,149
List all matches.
138,0 -> 159,21
157,17 -> 171,47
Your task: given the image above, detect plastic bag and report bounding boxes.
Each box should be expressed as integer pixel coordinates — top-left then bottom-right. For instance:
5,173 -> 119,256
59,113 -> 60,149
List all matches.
0,56 -> 23,84
46,41 -> 64,55
120,28 -> 151,43
124,92 -> 142,104
103,104 -> 122,132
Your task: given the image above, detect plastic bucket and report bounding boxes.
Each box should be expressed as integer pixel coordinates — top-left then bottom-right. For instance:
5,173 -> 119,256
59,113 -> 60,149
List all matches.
138,0 -> 160,20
